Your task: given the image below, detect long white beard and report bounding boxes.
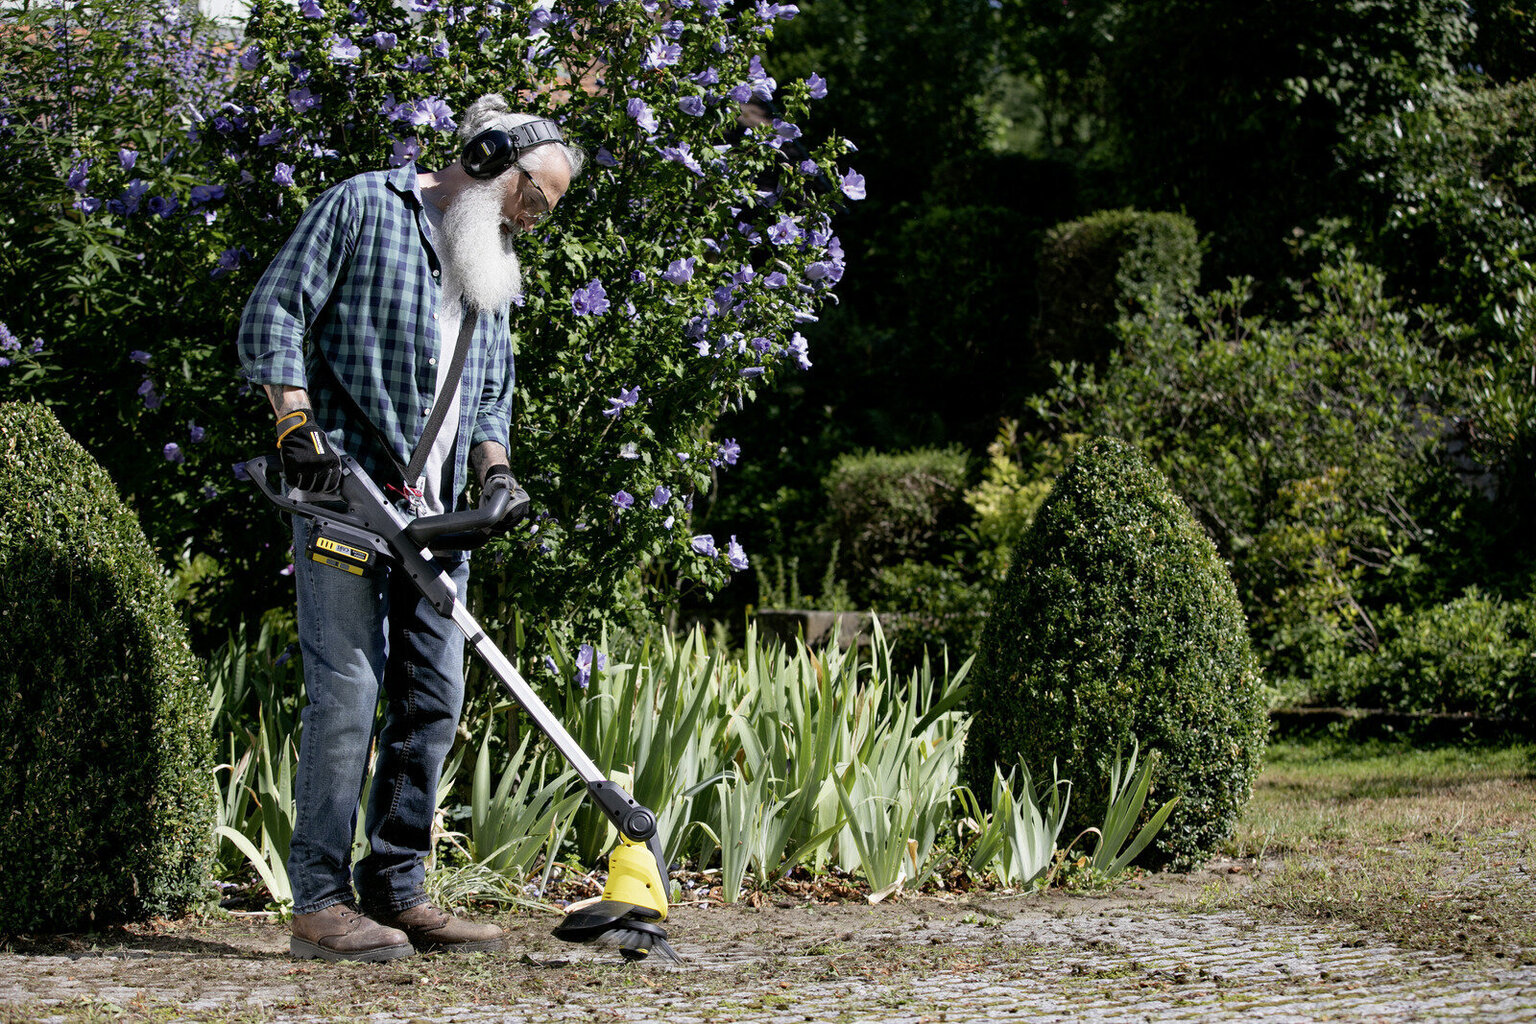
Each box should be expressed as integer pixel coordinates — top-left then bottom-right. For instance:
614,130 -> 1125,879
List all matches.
439,176 -> 522,311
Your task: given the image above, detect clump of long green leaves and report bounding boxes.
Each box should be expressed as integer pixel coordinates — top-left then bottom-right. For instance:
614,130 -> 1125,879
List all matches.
957,760 -> 1071,888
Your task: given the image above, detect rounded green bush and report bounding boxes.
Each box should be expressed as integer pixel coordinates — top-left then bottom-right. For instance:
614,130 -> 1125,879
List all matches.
962,436 -> 1267,869
0,402 -> 214,932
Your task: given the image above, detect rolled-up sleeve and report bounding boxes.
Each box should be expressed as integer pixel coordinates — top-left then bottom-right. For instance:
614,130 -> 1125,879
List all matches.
471,309 -> 515,450
237,181 -> 361,388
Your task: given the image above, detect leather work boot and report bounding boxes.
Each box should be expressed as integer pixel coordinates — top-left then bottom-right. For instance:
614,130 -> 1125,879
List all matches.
374,902 -> 506,953
289,904 -> 415,962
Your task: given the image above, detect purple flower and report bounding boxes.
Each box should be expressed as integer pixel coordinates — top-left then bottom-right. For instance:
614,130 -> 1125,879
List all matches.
659,142 -> 704,176
694,66 -> 720,85
280,563 -> 295,576
108,179 -> 150,216
595,147 -> 618,168
574,643 -> 606,687
678,95 -> 706,117
238,44 -> 263,69
757,1 -> 798,19
66,160 -> 90,193
772,118 -> 801,142
788,332 -> 812,370
299,0 -> 324,17
257,127 -> 283,146
839,168 -> 866,201
767,216 -> 802,245
626,98 -> 657,134
661,257 -> 697,284
29,338 -> 42,354
118,148 -> 137,170
399,53 -> 431,72
571,278 -> 611,317
613,490 -> 634,509
288,87 -> 320,113
691,534 -> 718,557
739,366 -> 766,378
727,535 -> 749,570
0,325 -> 17,351
411,97 -> 455,131
273,163 -> 296,186
715,438 -> 740,466
390,137 -> 421,167
211,247 -> 244,279
805,72 -> 827,99
643,37 -> 682,69
232,461 -> 250,481
327,35 -> 362,62
74,196 -> 101,214
367,30 -> 397,49
203,484 -> 219,501
189,423 -> 205,443
747,55 -> 777,100
650,485 -> 671,508
727,82 -> 753,104
661,18 -> 685,38
618,442 -> 641,460
762,271 -> 788,289
148,195 -> 178,217
603,385 -> 641,417
163,442 -> 184,464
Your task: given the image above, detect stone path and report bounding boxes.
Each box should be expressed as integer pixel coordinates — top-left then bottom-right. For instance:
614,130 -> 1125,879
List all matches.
5,901 -> 1535,1023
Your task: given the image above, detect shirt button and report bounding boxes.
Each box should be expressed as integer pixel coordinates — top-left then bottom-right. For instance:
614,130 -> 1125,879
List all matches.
432,312 -> 439,321
422,407 -> 431,417
429,357 -> 437,366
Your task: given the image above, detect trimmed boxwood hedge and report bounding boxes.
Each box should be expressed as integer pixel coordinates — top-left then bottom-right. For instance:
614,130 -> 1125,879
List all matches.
1035,208 -> 1201,366
962,436 -> 1267,870
0,402 -> 213,932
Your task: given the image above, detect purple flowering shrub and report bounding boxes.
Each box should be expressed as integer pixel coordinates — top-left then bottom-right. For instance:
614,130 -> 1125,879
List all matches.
227,0 -> 853,637
0,2 -> 261,622
2,0 -> 853,642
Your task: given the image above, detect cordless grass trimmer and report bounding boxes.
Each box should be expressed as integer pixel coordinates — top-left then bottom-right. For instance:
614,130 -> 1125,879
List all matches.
247,451 -> 679,963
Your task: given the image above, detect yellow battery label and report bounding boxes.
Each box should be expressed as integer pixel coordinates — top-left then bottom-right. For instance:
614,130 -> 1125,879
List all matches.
311,553 -> 365,576
316,536 -> 371,564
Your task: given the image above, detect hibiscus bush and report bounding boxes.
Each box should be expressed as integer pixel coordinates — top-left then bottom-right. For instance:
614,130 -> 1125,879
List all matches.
0,0 -> 855,645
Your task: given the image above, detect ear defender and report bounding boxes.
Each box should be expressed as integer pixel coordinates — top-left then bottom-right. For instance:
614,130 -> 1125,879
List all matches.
460,119 -> 567,179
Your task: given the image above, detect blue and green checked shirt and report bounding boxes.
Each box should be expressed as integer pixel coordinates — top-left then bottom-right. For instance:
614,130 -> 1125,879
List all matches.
238,163 -> 514,507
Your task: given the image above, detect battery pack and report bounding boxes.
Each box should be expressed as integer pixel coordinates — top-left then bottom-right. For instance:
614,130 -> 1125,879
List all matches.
307,522 -> 387,576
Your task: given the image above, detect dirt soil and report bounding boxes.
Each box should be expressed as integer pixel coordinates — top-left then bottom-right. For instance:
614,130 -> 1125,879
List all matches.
4,859 -> 1535,1023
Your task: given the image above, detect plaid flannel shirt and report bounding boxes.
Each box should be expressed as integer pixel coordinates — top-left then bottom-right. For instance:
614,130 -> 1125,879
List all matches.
237,163 -> 514,507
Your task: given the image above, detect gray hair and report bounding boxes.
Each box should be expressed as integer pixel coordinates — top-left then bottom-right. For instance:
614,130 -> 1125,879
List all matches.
458,94 -> 586,181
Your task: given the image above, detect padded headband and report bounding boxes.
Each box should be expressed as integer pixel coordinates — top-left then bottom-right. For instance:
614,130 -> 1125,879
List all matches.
461,119 -> 566,179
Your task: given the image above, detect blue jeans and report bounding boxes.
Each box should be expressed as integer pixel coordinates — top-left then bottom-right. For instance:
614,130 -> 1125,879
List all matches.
287,516 -> 469,917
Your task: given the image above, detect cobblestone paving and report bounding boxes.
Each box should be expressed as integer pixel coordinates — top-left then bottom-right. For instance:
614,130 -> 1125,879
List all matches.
5,902 -> 1535,1023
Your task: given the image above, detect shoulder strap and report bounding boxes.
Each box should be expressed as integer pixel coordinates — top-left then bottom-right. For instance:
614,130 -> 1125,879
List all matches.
403,304 -> 477,485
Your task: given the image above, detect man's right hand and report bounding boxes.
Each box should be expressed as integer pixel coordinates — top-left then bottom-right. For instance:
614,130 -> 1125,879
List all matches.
275,408 -> 342,492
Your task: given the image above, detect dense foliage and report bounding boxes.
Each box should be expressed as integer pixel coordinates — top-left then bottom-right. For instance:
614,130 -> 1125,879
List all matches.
1034,208 -> 1201,365
963,437 -> 1267,869
0,402 -> 214,932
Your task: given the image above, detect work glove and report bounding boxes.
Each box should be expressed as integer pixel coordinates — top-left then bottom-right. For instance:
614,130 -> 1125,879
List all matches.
275,408 -> 342,492
482,464 -> 533,535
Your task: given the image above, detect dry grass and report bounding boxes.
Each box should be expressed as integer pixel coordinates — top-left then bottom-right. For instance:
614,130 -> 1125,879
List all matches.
1223,739 -> 1536,961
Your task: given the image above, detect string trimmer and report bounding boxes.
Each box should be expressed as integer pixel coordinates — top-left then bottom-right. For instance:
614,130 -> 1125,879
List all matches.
247,451 -> 679,963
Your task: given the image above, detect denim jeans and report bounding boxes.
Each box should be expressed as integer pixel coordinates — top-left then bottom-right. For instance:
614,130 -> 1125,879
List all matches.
287,515 -> 469,916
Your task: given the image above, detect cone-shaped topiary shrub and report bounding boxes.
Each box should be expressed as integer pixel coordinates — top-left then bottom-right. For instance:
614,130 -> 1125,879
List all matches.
0,402 -> 213,931
962,436 -> 1266,869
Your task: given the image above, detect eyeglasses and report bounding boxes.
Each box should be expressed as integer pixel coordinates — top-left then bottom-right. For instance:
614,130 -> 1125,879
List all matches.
521,170 -> 553,222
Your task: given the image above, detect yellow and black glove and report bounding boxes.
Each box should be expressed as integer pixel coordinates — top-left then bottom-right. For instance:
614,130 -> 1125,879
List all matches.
275,408 -> 342,492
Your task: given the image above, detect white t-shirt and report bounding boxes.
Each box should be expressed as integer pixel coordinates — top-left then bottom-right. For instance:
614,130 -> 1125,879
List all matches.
419,199 -> 464,516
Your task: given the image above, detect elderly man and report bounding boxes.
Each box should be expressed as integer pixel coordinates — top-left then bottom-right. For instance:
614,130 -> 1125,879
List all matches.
238,94 -> 584,962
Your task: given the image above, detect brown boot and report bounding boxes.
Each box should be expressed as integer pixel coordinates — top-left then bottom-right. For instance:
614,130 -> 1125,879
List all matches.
290,904 -> 415,962
374,902 -> 505,954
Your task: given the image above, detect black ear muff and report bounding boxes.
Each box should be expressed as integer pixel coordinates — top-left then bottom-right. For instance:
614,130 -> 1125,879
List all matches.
462,128 -> 516,179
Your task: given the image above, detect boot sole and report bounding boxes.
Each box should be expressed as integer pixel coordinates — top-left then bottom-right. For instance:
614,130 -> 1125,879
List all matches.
289,937 -> 416,963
